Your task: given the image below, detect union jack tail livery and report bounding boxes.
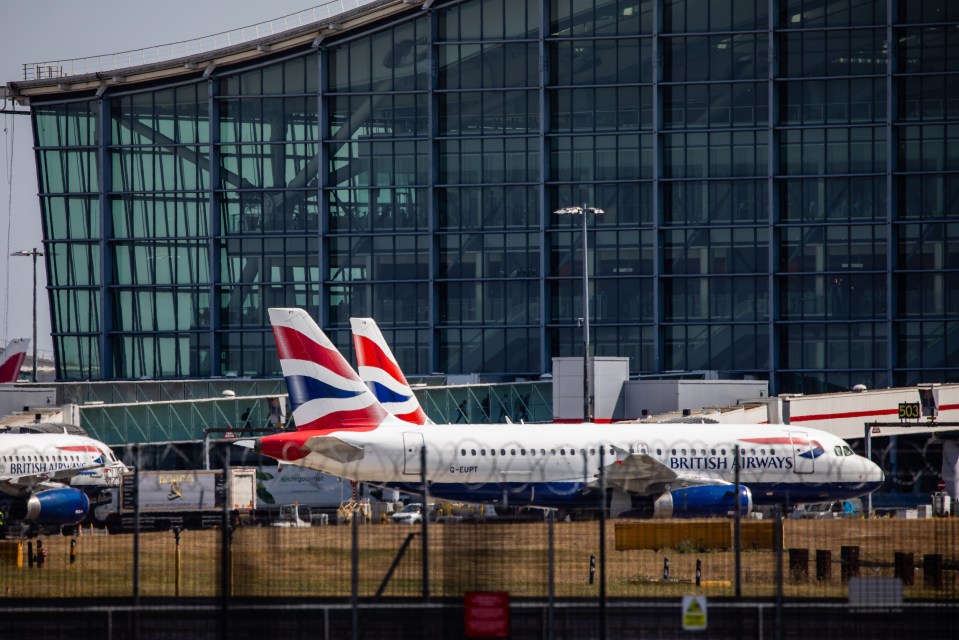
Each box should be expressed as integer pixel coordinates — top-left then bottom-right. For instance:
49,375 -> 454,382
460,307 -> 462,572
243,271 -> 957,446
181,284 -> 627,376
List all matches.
0,338 -> 29,383
350,317 -> 430,426
269,308 -> 397,432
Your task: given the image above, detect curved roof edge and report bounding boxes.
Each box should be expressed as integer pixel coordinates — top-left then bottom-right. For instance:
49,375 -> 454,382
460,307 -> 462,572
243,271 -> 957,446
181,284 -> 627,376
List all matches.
4,0 -> 419,104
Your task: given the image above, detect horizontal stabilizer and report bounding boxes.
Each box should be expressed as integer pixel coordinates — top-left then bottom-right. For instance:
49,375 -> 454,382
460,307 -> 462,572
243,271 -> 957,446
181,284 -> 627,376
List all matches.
304,435 -> 365,463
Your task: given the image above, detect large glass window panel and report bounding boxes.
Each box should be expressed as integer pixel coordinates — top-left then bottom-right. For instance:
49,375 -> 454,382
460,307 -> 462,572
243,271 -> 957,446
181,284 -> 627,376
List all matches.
43,196 -> 100,241
898,26 -> 959,74
48,242 -> 100,287
665,0 -> 767,32
438,42 -> 538,90
780,273 -> 886,319
550,134 -> 652,181
664,180 -> 768,225
35,102 -> 98,147
549,182 -> 653,226
113,242 -> 208,286
780,176 -> 885,222
51,288 -> 100,334
663,35 -> 766,82
897,174 -> 959,220
55,335 -> 101,381
781,28 -> 885,77
113,288 -> 209,332
39,150 -> 98,194
550,0 -> 651,36
550,39 -> 652,86
438,186 -> 538,230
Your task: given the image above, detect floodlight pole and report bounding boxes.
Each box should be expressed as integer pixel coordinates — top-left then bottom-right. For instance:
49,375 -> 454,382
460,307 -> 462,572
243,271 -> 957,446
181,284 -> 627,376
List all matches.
10,248 -> 43,382
554,205 -> 603,423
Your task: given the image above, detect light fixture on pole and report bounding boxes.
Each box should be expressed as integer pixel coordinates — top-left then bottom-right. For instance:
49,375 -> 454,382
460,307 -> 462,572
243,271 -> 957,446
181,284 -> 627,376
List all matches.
10,248 -> 43,383
553,204 -> 604,423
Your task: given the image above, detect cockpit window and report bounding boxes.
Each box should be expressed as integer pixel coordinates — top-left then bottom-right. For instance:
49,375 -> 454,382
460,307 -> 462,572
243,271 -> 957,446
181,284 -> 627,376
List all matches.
842,446 -> 854,456
834,446 -> 843,456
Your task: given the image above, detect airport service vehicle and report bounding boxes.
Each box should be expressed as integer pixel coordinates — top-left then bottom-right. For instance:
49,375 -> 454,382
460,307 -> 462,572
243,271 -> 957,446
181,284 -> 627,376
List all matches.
254,308 -> 885,518
94,468 -> 256,532
0,432 -> 121,527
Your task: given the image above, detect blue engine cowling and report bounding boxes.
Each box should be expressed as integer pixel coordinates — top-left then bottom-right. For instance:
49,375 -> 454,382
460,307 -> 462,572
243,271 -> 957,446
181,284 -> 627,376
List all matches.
24,488 -> 90,526
652,485 -> 752,518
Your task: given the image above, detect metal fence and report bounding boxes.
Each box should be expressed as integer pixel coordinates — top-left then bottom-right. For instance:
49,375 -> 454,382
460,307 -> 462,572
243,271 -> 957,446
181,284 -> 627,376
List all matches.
0,449 -> 957,639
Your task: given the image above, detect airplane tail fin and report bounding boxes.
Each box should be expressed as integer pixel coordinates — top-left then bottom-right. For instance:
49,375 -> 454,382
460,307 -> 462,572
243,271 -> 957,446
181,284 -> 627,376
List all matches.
268,308 -> 398,432
350,318 -> 431,425
0,338 -> 30,383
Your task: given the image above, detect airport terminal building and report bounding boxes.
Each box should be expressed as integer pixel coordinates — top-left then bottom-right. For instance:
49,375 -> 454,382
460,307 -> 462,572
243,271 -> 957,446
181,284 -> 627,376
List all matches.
3,0 -> 959,394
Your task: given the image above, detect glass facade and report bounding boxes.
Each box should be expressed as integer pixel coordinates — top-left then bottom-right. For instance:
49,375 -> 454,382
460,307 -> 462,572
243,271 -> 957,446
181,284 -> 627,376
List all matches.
30,0 -> 959,393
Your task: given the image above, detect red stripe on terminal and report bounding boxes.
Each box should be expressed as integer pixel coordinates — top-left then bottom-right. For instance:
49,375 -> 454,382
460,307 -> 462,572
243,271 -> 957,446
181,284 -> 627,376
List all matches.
789,407 -> 898,422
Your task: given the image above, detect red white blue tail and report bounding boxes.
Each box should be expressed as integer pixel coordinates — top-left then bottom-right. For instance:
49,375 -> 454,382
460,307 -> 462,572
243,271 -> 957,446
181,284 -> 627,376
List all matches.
268,308 -> 398,432
350,318 -> 430,425
0,338 -> 29,383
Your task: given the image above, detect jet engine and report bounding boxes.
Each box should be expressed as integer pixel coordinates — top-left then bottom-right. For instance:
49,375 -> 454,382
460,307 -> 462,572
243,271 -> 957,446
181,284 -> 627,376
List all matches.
11,488 -> 91,526
651,485 -> 753,519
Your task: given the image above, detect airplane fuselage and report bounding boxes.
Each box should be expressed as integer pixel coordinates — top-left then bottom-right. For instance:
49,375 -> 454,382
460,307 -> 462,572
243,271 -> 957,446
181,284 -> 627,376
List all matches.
261,422 -> 884,508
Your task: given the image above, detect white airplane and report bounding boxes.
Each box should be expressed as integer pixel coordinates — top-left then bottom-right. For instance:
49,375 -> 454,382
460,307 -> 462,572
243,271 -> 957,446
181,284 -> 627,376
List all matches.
0,338 -> 29,383
350,317 -> 430,425
256,308 -> 884,517
0,432 -> 124,526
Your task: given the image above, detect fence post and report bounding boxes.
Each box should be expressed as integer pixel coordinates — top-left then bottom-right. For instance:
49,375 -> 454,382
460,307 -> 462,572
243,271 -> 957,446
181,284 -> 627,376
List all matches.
133,443 -> 141,602
547,509 -> 555,640
598,447 -> 606,640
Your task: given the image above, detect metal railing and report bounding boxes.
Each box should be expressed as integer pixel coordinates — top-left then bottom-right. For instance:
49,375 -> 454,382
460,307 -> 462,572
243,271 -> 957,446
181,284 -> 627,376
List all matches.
20,0 -> 377,81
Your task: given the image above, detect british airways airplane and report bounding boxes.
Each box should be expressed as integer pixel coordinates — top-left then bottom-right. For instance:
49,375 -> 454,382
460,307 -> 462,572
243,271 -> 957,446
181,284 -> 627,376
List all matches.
0,338 -> 29,383
0,432 -> 124,526
256,308 -> 884,517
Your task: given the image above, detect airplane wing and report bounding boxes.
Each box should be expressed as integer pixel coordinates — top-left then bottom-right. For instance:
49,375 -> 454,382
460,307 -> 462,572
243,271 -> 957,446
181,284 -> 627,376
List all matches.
602,451 -> 732,495
303,436 -> 366,463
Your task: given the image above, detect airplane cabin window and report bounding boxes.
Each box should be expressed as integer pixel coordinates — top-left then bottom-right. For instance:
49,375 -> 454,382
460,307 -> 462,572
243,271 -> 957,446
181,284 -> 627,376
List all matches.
560,449 -> 566,455
510,449 -> 516,456
656,449 -> 662,456
590,448 -> 596,456
461,449 -> 466,456
521,449 -> 526,455
770,448 -> 776,455
500,449 -> 506,456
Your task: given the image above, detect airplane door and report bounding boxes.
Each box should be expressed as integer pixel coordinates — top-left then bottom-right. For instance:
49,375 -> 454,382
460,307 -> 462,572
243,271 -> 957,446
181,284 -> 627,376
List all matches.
403,432 -> 425,476
789,431 -> 815,474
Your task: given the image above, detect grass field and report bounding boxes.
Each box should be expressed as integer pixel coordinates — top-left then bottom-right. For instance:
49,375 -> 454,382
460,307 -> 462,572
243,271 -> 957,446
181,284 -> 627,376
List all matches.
1,518 -> 957,600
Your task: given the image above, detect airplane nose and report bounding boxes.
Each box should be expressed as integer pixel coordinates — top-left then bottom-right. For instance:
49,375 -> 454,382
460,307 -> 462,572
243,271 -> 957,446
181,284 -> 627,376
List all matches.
863,457 -> 884,484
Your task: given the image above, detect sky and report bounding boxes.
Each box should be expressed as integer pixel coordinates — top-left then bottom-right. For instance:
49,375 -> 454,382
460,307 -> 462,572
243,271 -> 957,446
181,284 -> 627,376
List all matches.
0,0 -> 325,355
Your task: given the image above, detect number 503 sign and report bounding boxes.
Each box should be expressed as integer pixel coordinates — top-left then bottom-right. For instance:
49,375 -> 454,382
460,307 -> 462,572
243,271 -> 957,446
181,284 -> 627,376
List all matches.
898,402 -> 920,421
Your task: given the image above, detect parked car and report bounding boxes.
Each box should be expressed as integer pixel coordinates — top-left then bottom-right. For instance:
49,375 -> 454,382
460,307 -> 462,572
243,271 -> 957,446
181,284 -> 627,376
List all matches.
390,503 -> 433,524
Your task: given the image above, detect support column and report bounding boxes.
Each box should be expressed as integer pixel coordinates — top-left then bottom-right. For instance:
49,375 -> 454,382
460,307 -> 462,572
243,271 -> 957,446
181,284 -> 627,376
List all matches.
942,440 -> 959,499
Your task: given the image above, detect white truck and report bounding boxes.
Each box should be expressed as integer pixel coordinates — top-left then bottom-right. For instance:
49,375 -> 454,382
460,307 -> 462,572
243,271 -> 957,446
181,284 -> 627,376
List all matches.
94,468 -> 257,533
